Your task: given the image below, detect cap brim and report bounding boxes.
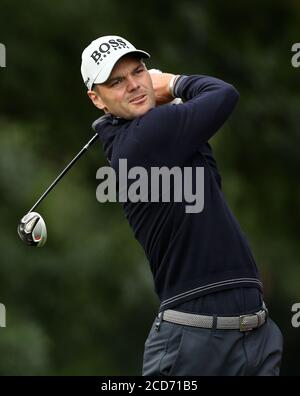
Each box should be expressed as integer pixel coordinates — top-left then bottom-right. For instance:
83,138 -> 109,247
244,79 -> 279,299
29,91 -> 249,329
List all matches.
93,49 -> 150,86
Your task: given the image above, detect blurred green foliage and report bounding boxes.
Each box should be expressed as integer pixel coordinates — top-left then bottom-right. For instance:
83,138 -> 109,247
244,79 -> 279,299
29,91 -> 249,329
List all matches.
0,0 -> 299,375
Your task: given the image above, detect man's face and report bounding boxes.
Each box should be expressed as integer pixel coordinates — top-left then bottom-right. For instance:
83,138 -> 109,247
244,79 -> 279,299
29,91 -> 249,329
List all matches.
88,55 -> 156,120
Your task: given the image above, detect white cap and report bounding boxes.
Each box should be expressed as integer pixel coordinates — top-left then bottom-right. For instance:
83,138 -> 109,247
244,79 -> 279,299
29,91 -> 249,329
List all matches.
81,35 -> 150,90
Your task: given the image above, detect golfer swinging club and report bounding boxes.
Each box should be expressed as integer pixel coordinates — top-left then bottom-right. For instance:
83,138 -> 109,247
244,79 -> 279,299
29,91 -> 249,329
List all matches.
81,35 -> 283,376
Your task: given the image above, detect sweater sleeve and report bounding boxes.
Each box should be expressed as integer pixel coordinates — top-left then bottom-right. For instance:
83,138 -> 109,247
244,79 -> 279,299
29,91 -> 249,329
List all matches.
125,75 -> 239,167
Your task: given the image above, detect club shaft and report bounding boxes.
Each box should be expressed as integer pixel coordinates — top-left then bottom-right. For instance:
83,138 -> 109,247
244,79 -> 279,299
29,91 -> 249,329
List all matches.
28,133 -> 99,213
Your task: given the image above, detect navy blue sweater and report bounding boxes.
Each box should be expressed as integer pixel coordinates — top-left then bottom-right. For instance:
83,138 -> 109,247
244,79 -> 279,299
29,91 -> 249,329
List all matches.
93,75 -> 263,312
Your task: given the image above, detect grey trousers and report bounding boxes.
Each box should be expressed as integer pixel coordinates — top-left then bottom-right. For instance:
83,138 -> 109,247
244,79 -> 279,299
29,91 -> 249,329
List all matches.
143,316 -> 283,376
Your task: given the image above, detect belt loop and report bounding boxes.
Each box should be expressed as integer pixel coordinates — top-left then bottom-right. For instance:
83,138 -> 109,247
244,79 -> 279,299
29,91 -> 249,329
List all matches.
262,301 -> 269,322
155,311 -> 164,332
212,315 -> 218,331
257,313 -> 261,327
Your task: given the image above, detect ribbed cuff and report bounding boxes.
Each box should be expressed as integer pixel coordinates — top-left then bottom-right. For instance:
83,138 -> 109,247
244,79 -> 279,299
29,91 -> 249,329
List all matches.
169,75 -> 181,98
172,75 -> 188,98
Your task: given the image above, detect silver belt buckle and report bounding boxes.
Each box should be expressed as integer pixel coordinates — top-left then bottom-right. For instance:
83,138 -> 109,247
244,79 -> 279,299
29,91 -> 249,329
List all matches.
239,314 -> 257,332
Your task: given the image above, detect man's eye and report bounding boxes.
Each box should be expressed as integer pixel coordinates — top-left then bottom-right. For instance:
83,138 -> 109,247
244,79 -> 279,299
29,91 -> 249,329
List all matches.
111,79 -> 122,87
135,68 -> 144,74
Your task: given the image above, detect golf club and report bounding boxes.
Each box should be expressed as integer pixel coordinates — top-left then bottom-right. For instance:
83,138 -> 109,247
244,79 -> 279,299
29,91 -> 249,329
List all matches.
17,133 -> 99,247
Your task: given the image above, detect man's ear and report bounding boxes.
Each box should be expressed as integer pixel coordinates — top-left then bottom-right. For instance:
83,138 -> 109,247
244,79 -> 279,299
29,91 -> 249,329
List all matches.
87,90 -> 108,112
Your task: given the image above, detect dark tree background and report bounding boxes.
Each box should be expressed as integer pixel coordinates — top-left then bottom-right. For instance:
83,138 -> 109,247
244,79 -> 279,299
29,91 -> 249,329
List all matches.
0,0 -> 299,375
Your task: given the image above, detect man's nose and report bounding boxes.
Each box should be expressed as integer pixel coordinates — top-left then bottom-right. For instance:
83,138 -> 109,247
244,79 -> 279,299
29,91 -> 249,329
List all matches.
127,76 -> 139,91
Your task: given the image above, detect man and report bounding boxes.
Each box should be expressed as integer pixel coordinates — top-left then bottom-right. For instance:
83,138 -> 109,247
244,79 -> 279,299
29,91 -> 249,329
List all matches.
81,35 -> 283,376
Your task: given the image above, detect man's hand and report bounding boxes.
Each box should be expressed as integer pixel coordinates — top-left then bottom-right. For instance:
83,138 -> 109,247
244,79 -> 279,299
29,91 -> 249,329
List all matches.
148,69 -> 176,106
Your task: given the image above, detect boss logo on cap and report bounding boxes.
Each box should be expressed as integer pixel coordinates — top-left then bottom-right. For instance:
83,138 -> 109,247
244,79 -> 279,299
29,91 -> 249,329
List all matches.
90,39 -> 130,65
